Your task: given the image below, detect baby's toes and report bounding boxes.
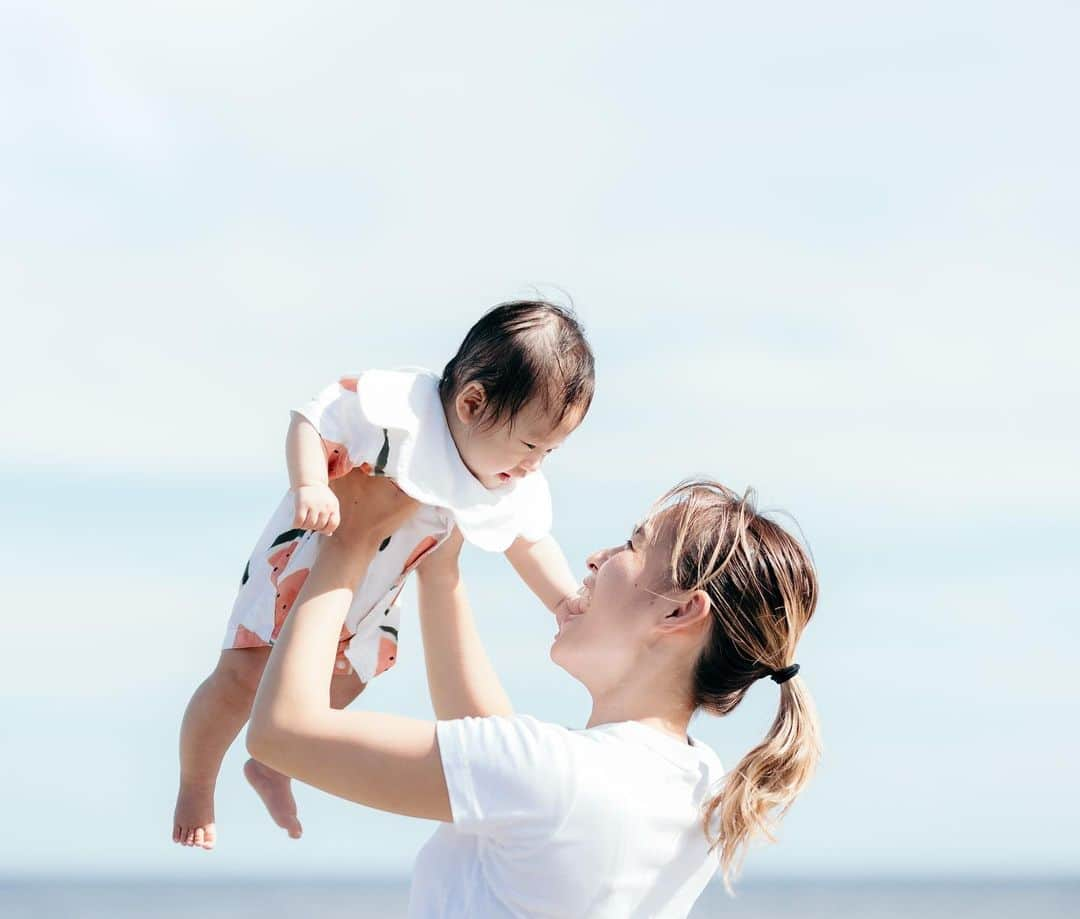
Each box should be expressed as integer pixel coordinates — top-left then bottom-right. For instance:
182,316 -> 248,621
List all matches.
200,825 -> 217,850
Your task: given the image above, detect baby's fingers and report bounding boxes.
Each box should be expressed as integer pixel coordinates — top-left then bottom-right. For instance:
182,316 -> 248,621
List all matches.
294,505 -> 315,530
314,506 -> 342,534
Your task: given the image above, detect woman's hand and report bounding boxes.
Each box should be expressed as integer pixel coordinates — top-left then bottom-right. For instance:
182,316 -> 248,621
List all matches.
416,527 -> 465,582
329,471 -> 420,555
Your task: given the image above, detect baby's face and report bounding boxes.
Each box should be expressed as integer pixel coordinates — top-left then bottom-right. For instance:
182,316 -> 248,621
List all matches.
449,386 -> 583,490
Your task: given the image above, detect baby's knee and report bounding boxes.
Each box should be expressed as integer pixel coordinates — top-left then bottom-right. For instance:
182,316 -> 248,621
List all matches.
214,649 -> 268,699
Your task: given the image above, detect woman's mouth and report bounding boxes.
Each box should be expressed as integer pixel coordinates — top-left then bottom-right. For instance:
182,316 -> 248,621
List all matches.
561,581 -> 592,621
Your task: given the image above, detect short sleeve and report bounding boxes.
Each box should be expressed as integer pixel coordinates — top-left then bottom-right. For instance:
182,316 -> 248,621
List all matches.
511,471 -> 553,543
292,378 -> 387,479
436,715 -> 576,840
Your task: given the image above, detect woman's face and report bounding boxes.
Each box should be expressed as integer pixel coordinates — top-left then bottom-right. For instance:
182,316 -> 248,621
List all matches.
551,510 -> 682,693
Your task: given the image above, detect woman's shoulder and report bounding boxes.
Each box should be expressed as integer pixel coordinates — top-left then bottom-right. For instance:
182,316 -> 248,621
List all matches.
451,715 -> 722,777
579,720 -> 724,777
438,714 -> 587,786
434,714 -> 582,832
442,713 -> 574,749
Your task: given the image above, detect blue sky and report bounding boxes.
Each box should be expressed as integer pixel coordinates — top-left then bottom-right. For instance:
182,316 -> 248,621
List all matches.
2,1 -> 1078,881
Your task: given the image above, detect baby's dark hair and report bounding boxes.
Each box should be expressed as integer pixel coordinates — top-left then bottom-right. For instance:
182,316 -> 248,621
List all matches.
439,300 -> 595,430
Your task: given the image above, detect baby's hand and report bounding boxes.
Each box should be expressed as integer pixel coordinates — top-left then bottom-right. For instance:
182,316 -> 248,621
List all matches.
292,483 -> 341,535
553,591 -> 581,627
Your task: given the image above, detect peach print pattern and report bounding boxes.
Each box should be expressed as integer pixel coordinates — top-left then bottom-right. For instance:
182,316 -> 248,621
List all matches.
224,374 -> 456,684
367,535 -> 440,676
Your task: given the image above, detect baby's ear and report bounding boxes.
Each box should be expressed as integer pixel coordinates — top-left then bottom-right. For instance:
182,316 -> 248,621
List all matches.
455,381 -> 487,423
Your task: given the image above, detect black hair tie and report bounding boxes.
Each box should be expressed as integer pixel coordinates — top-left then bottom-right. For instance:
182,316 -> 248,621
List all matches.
770,664 -> 800,685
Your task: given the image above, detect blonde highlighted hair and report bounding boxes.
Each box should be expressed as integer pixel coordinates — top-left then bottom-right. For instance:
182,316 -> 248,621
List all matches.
651,480 -> 821,891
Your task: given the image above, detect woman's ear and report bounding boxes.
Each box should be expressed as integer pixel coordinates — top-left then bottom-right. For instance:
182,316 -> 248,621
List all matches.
455,382 -> 487,425
660,590 -> 711,634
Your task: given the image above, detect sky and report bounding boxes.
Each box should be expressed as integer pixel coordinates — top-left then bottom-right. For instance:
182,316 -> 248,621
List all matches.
1,0 -> 1078,883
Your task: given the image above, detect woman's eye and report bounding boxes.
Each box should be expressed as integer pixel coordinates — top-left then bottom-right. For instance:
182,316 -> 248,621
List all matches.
625,539 -> 634,551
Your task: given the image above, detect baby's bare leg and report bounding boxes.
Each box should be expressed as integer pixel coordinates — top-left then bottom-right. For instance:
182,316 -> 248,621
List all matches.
173,647 -> 270,850
243,670 -> 366,838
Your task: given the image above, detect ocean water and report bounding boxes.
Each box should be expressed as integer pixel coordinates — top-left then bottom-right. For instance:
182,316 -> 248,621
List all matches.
1,879 -> 1076,918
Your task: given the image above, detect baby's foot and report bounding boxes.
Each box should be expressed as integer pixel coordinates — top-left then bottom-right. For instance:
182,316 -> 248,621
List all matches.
244,758 -> 303,839
173,782 -> 217,850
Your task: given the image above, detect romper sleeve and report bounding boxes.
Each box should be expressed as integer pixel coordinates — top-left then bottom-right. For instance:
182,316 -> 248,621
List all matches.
435,714 -> 576,842
510,470 -> 553,544
292,376 -> 388,479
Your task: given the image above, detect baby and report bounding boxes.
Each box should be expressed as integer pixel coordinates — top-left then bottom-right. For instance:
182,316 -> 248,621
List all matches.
173,301 -> 593,849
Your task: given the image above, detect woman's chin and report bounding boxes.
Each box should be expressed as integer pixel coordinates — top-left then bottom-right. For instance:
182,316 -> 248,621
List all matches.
549,633 -> 572,669
549,633 -> 564,661
549,634 -> 587,684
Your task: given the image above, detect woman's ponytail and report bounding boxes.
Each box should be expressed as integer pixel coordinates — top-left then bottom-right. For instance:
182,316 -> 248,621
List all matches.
650,480 -> 821,892
704,676 -> 821,890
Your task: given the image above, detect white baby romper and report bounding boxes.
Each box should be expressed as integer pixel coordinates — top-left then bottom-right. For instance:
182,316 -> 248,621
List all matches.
222,368 -> 552,683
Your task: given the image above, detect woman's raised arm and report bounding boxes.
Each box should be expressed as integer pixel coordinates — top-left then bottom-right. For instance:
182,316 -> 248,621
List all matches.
246,472 -> 452,821
415,529 -> 514,720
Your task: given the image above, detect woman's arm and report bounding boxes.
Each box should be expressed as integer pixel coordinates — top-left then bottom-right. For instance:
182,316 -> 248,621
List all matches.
415,530 -> 514,720
246,472 -> 452,821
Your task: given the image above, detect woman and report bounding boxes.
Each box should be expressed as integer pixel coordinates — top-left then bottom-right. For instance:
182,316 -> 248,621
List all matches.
247,471 -> 821,917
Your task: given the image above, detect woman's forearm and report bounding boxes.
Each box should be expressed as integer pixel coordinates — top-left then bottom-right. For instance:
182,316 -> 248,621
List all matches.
416,568 -> 513,720
249,538 -> 377,740
245,473 -> 451,822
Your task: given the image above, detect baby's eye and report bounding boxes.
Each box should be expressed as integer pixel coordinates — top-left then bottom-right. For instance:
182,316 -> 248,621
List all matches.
523,442 -> 537,450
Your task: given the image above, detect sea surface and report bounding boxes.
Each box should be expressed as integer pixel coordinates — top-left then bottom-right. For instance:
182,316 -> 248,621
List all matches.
1,879 -> 1076,917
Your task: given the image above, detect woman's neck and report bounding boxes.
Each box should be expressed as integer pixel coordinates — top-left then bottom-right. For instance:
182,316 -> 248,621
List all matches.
586,687 -> 694,743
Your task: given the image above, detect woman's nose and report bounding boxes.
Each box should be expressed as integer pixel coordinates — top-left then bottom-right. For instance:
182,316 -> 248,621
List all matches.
585,546 -> 611,572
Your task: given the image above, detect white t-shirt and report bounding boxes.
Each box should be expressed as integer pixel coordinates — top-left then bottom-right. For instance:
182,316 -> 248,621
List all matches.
408,715 -> 724,918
